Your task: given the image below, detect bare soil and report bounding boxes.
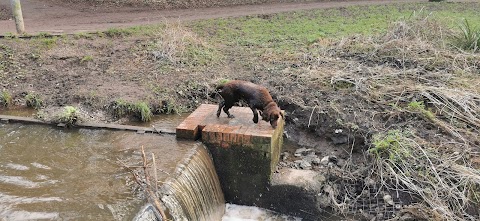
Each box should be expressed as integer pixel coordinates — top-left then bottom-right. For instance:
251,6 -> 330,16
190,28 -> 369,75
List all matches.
0,0 -> 427,35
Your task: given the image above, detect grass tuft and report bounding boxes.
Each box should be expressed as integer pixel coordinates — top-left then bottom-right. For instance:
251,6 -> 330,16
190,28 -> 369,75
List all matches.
0,90 -> 12,107
133,102 -> 152,122
57,106 -> 78,126
108,100 -> 153,122
454,19 -> 479,52
25,92 -> 43,109
80,55 -> 94,63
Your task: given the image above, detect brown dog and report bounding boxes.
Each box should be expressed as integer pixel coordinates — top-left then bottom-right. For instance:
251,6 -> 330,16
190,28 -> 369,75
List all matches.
216,80 -> 284,128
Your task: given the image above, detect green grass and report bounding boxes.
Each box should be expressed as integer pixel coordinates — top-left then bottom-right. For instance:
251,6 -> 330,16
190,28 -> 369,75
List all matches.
190,2 -> 480,54
0,90 -> 12,107
102,24 -> 163,38
74,32 -> 94,40
58,106 -> 78,126
34,37 -> 58,49
81,55 -> 94,63
109,99 -> 153,122
369,130 -> 412,161
407,101 -> 435,120
454,19 -> 479,52
157,97 -> 186,114
25,92 -> 43,109
132,102 -> 153,122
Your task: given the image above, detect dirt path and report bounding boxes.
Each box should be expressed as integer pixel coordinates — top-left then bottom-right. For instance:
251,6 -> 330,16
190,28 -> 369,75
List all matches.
0,0 -> 430,35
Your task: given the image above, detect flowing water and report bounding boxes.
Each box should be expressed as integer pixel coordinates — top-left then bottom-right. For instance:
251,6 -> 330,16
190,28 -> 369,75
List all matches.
0,115 -> 194,221
0,111 -> 302,221
161,145 -> 225,221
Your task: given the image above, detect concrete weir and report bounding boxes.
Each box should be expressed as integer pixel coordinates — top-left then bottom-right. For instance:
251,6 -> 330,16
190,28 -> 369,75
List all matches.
176,104 -> 284,205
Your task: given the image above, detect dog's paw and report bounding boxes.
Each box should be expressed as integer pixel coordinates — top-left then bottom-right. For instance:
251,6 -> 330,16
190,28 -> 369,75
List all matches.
216,112 -> 221,117
228,115 -> 235,118
253,118 -> 259,123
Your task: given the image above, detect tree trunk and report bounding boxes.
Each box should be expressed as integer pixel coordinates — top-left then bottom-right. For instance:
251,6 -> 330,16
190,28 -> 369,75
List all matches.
10,0 -> 25,34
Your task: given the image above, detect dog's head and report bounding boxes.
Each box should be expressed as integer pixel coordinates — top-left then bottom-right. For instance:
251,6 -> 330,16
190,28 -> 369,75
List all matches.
262,105 -> 284,129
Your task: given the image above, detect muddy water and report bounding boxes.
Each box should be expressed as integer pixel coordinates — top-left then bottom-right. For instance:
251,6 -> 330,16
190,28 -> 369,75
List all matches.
0,119 -> 194,220
0,111 -> 304,221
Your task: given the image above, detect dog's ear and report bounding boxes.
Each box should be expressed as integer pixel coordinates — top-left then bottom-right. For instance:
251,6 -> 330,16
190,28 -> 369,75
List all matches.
262,110 -> 270,121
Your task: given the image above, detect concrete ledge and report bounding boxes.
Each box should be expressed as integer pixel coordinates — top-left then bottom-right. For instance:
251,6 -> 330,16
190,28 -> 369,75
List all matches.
176,104 -> 285,205
0,114 -> 175,134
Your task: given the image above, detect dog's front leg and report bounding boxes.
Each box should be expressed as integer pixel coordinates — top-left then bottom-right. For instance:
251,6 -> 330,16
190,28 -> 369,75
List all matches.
250,107 -> 259,123
217,101 -> 225,117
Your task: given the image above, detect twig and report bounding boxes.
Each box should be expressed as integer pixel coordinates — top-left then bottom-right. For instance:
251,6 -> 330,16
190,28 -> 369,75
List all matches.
307,105 -> 317,128
140,146 -> 168,221
152,153 -> 158,193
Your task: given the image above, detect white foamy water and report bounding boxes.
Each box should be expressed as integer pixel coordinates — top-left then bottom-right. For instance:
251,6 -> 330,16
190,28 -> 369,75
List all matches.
222,204 -> 302,221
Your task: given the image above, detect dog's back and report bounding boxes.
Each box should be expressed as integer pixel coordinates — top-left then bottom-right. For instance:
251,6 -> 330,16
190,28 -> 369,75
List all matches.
216,80 -> 283,128
219,80 -> 273,108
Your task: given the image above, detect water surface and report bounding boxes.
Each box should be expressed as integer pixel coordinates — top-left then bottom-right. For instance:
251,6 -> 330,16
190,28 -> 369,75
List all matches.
0,121 -> 194,221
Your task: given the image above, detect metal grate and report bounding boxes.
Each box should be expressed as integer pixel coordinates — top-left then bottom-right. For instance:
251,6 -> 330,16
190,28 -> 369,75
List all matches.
336,180 -> 414,220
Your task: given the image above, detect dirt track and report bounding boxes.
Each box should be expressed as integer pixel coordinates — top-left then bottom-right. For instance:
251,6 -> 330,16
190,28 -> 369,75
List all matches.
0,0 -> 430,35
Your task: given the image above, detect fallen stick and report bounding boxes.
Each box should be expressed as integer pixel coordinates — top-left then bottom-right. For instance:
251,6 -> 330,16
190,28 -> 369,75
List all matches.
140,146 -> 168,221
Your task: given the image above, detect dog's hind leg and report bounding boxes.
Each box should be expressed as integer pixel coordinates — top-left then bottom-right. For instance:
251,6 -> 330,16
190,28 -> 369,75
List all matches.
216,101 -> 225,117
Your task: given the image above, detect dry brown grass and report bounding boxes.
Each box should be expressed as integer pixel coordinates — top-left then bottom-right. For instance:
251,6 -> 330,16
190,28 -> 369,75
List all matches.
308,14 -> 480,220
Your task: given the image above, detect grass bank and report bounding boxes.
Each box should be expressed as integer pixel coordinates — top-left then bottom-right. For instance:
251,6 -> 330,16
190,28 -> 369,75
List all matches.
0,1 -> 480,220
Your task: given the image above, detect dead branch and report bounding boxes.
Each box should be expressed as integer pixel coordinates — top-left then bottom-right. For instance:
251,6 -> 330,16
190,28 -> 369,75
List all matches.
119,147 -> 168,221
140,146 -> 168,221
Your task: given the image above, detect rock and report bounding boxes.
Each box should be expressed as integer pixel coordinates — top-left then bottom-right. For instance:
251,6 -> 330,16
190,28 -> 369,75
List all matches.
365,177 -> 376,186
269,168 -> 327,218
329,155 -> 338,164
331,128 -> 348,144
320,156 -> 329,165
283,131 -> 290,139
336,159 -> 345,167
320,155 -> 338,166
331,134 -> 348,144
303,154 -> 321,165
294,148 -> 314,157
281,152 -> 290,161
272,168 -> 326,190
294,160 -> 312,170
383,194 -> 394,206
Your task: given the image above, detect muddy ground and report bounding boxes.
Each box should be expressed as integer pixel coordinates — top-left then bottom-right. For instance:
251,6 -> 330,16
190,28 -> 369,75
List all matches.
1,0 -> 480,220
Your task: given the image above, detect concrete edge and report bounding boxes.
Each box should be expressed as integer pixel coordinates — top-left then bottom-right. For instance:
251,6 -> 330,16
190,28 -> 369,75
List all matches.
0,114 -> 176,135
